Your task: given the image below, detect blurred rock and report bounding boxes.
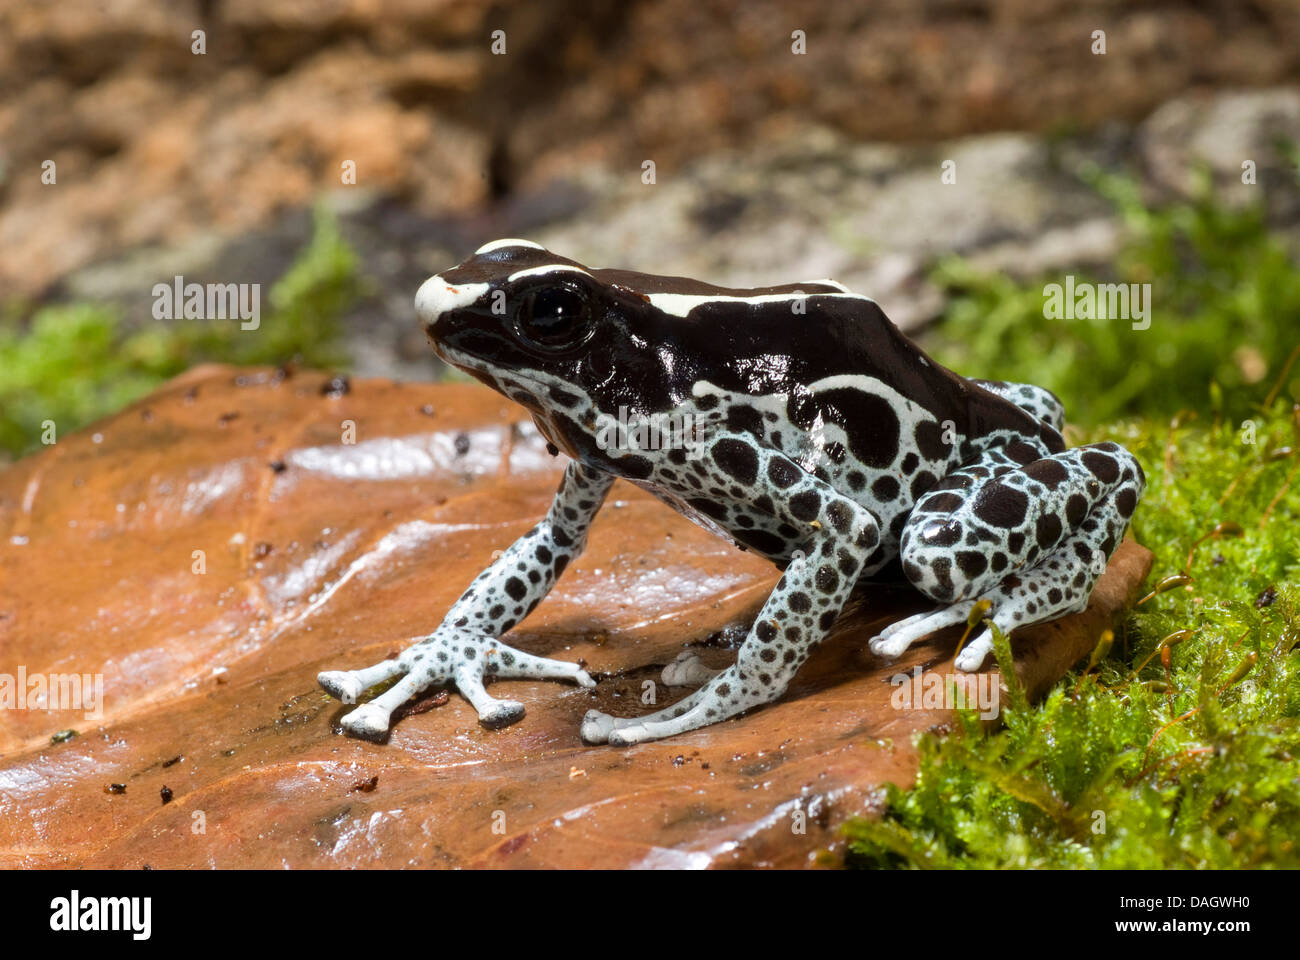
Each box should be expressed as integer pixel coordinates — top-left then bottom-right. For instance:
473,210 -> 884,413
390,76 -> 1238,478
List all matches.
3,0 -> 1299,299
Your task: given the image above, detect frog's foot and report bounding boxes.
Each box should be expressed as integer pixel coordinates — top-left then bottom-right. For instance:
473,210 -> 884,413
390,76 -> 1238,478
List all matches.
319,634 -> 595,740
581,687 -> 710,744
867,602 -> 975,659
661,650 -> 722,687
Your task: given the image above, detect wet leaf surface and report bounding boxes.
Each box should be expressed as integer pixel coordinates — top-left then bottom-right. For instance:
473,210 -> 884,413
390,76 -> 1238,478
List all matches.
0,366 -> 1152,868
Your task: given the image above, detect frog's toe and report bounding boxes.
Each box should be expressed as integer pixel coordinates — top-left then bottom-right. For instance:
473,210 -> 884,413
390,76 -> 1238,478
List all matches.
478,699 -> 527,729
606,723 -> 651,747
954,630 -> 995,673
868,601 -> 976,659
579,709 -> 618,744
661,651 -> 720,687
485,643 -> 595,687
318,670 -> 364,702
339,703 -> 395,741
318,656 -> 407,704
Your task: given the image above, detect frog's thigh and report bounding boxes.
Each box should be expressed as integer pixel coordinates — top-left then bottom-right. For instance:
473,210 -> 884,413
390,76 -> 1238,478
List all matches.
889,442 -> 1144,666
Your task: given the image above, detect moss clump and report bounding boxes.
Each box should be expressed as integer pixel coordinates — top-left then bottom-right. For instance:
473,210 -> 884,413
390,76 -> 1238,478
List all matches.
0,206 -> 359,460
845,384 -> 1300,869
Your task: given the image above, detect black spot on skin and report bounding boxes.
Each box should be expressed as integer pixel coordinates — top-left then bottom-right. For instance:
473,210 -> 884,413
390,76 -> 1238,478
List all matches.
688,497 -> 729,521
757,620 -> 777,642
1081,450 -> 1120,483
901,452 -> 919,474
956,550 -> 988,580
825,441 -> 847,464
800,388 -> 902,469
616,454 -> 654,479
1048,588 -> 1063,604
1005,441 -> 1041,465
919,518 -> 963,547
1073,542 -> 1092,562
819,610 -> 837,630
972,482 -> 1029,528
914,420 -> 949,461
1024,458 -> 1068,489
847,471 -> 866,492
1065,493 -> 1088,527
754,494 -> 775,514
726,404 -> 764,436
554,554 -> 570,576
890,512 -> 909,538
910,471 -> 937,499
712,438 -> 759,484
548,386 -> 582,408
991,552 -> 1007,573
1116,487 -> 1137,518
488,604 -> 504,619
930,557 -> 954,598
1008,531 -> 1025,554
918,491 -> 964,515
767,458 -> 802,489
695,394 -> 719,411
733,528 -> 788,557
872,475 -> 900,502
789,592 -> 812,613
816,566 -> 840,593
760,648 -> 776,662
789,490 -> 822,521
827,501 -> 853,533
1036,513 -> 1063,551
838,548 -> 858,576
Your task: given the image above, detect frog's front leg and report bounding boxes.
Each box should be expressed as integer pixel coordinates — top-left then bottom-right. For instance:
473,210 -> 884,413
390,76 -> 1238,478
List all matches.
318,460 -> 615,738
582,451 -> 881,746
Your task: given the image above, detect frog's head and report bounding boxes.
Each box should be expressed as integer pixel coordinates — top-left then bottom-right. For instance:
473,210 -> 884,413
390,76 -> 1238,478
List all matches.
415,239 -> 681,464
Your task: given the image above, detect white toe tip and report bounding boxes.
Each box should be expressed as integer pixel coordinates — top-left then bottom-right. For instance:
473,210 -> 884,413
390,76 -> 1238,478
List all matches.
340,703 -> 392,740
318,671 -> 364,702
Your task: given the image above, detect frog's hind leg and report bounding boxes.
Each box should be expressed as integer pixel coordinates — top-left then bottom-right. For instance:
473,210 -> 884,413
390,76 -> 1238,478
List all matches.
874,440 -> 1145,671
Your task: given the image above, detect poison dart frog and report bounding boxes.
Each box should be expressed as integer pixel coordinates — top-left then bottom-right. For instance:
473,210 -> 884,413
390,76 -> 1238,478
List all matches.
318,239 -> 1145,745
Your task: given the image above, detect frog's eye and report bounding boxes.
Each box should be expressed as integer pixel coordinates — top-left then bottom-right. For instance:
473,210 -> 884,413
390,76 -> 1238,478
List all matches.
517,284 -> 592,350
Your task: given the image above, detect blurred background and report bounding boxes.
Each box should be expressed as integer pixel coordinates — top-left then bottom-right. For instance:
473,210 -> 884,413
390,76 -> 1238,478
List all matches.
2,0 -> 1299,461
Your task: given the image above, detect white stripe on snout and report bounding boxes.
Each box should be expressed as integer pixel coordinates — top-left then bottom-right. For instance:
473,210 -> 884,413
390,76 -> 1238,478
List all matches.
415,274 -> 490,324
506,264 -> 594,283
474,238 -> 544,255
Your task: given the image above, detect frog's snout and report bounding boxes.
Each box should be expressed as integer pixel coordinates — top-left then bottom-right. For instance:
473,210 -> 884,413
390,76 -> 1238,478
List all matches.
414,274 -> 488,337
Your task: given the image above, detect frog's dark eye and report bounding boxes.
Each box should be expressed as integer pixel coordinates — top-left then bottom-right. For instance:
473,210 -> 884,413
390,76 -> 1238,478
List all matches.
517,284 -> 592,349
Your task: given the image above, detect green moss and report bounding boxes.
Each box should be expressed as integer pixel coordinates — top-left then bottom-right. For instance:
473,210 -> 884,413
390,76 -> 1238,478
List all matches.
0,205 -> 359,461
924,169 -> 1300,426
846,364 -> 1300,868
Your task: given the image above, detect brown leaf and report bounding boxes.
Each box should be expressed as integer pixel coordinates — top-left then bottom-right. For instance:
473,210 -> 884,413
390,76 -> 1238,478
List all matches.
0,366 -> 1152,868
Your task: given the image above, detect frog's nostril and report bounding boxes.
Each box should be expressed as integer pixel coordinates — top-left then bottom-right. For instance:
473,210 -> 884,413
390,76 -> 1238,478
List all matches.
414,274 -> 489,332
